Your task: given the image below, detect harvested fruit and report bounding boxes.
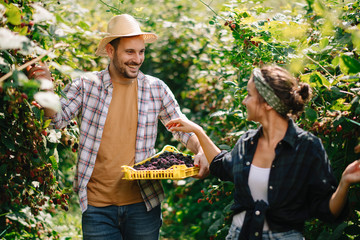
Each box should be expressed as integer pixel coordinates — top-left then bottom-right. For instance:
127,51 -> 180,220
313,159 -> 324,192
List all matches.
133,151 -> 194,170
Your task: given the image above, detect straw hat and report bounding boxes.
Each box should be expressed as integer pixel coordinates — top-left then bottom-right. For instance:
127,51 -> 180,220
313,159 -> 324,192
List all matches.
95,14 -> 158,57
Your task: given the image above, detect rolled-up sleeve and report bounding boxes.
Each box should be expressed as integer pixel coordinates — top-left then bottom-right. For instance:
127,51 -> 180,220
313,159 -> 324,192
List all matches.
210,150 -> 234,182
158,80 -> 193,146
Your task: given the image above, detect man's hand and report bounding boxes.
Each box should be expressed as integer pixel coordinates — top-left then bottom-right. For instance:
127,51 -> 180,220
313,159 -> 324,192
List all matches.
26,62 -> 59,117
193,152 -> 209,179
27,62 -> 52,82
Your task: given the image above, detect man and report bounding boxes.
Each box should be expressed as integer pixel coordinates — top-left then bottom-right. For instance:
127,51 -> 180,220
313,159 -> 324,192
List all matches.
29,14 -> 208,239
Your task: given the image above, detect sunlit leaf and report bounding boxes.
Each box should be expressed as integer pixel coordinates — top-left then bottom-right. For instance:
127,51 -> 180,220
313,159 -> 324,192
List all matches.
319,37 -> 329,49
350,25 -> 360,50
250,37 -> 268,45
49,156 -> 58,170
309,71 -> 330,87
339,55 -> 360,75
210,110 -> 228,118
43,119 -> 52,129
314,0 -> 326,17
5,3 -> 21,25
331,98 -> 351,110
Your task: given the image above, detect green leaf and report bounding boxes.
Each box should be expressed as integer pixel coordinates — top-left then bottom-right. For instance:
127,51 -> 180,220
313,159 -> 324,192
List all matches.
43,119 -> 52,129
310,71 -> 330,87
223,81 -> 237,86
331,56 -> 340,66
210,110 -> 228,118
313,0 -> 326,17
1,133 -> 15,151
300,73 -> 311,84
49,156 -> 58,170
305,107 -> 317,122
208,218 -> 224,235
346,118 -> 360,127
317,230 -> 331,240
330,222 -> 348,240
345,224 -> 360,235
13,26 -> 28,35
5,4 -> 22,25
339,55 -> 360,75
331,98 -> 351,111
319,37 -> 329,49
0,164 -> 7,176
250,37 -> 268,45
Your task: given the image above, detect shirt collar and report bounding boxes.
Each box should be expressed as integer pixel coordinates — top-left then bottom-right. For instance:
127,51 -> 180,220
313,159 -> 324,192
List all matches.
281,118 -> 298,148
102,66 -> 112,89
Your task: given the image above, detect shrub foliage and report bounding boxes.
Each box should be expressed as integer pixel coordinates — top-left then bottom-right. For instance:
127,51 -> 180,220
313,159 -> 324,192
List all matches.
0,0 -> 359,239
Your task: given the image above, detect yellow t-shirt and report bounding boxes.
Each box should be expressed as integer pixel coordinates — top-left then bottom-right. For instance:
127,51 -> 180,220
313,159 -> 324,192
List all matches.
87,80 -> 143,206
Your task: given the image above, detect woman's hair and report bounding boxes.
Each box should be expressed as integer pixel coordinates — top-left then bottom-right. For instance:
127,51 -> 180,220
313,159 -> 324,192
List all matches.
256,65 -> 312,117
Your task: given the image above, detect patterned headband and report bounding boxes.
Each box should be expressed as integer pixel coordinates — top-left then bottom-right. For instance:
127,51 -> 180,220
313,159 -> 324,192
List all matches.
252,68 -> 288,116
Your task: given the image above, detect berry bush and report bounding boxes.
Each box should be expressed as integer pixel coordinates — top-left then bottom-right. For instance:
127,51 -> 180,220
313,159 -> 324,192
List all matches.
1,0 -> 360,239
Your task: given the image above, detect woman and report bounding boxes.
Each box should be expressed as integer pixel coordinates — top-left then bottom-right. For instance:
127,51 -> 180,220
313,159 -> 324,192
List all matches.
166,65 -> 360,240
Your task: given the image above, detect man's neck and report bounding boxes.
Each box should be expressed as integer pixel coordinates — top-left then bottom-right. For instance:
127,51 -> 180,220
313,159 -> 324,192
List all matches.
108,64 -> 136,85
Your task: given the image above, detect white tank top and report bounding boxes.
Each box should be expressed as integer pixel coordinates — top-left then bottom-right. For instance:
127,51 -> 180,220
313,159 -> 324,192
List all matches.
232,164 -> 271,230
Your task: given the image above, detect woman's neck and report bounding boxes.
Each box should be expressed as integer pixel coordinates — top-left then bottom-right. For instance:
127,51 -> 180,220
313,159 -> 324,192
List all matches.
260,113 -> 288,146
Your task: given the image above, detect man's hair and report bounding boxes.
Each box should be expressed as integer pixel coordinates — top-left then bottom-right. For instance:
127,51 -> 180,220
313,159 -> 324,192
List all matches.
109,38 -> 121,50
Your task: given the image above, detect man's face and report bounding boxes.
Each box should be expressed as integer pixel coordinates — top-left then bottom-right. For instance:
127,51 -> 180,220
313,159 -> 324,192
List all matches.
111,36 -> 145,80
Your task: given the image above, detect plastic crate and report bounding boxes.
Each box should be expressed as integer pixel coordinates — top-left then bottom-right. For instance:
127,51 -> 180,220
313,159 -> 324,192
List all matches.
122,145 -> 199,180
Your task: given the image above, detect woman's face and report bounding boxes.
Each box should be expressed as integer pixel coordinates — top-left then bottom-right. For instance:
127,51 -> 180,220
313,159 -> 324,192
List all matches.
242,78 -> 265,122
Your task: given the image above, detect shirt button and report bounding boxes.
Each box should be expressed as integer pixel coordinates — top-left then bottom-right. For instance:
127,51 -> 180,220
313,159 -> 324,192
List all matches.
255,210 -> 260,215
269,186 -> 273,190
272,164 -> 275,168
255,232 -> 259,237
246,161 -> 250,166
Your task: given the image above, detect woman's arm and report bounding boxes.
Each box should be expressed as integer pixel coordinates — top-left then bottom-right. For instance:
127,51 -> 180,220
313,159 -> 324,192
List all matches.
329,159 -> 360,217
166,118 -> 221,164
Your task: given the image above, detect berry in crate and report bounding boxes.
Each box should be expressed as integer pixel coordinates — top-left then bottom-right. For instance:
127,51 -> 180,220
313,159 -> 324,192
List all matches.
133,152 -> 194,170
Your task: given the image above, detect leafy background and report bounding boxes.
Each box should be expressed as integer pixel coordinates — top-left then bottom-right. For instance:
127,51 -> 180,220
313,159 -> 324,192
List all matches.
0,0 -> 359,239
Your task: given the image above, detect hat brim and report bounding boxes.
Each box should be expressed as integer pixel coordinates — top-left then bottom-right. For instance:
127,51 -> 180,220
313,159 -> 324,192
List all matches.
95,32 -> 157,57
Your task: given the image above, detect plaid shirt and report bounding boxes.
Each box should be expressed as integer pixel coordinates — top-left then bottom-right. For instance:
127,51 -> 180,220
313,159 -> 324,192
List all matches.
53,68 -> 192,213
210,119 -> 348,239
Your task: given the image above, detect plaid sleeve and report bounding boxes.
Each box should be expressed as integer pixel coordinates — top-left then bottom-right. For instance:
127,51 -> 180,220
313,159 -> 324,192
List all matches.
157,80 -> 194,146
53,78 -> 83,129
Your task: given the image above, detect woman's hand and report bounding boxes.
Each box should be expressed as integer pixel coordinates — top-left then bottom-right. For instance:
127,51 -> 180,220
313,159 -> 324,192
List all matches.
330,159 -> 360,217
193,152 -> 210,179
166,118 -> 201,134
341,159 -> 360,187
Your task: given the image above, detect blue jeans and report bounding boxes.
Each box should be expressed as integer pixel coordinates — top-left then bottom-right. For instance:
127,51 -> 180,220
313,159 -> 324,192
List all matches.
82,202 -> 162,240
226,223 -> 304,240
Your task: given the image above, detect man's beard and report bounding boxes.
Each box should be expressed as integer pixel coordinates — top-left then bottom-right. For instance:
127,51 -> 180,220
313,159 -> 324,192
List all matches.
113,54 -> 141,79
